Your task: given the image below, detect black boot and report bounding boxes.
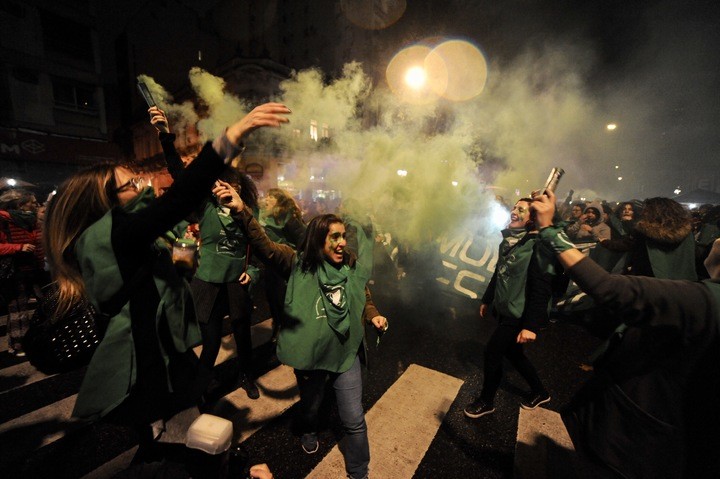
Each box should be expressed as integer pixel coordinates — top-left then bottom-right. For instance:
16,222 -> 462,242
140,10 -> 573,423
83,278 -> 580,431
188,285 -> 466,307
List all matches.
237,373 -> 259,400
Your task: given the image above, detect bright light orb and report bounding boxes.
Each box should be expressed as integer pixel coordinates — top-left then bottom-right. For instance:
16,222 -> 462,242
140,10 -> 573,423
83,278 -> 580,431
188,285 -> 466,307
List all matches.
7,178 -> 16,187
427,40 -> 488,101
405,66 -> 427,90
387,44 -> 447,104
607,123 -> 617,131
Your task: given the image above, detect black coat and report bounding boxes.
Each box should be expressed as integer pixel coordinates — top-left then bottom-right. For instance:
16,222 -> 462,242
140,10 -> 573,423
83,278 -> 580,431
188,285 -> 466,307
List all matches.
565,258 -> 720,479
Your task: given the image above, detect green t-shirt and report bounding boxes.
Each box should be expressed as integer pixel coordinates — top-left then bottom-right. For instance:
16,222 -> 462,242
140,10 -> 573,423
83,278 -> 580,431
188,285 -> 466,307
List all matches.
195,200 -> 256,283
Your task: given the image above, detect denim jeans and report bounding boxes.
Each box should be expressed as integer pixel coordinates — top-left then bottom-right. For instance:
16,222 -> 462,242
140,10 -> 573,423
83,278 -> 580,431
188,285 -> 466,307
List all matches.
295,356 -> 369,479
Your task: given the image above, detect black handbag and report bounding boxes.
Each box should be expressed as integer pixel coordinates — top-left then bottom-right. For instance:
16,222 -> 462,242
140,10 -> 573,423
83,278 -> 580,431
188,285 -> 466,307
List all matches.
23,263 -> 149,375
22,283 -> 110,375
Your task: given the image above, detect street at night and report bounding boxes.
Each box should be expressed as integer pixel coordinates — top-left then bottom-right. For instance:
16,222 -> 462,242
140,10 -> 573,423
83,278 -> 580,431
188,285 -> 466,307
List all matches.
2,1 -> 720,478
1,273 -> 601,478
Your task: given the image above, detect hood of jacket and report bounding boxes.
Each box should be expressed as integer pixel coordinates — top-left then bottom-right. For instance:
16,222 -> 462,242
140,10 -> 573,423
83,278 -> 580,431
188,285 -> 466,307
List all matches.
634,215 -> 693,246
583,201 -> 603,226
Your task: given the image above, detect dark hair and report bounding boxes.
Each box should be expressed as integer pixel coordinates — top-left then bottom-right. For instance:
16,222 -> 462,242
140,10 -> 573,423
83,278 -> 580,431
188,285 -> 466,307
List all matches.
298,213 -> 344,273
220,167 -> 258,209
267,188 -> 302,221
636,197 -> 691,235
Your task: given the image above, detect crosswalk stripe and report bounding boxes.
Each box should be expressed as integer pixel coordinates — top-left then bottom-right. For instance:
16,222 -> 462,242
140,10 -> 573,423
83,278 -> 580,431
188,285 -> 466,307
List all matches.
0,358 -> 53,393
211,364 -> 299,443
514,407 -> 577,479
80,446 -> 138,479
0,318 -> 274,462
308,363 -> 464,479
192,318 -> 273,364
0,394 -> 80,462
80,364 -> 300,477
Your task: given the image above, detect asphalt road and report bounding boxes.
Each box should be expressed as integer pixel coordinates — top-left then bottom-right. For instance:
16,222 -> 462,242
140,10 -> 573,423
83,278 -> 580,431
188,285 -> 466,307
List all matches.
0,273 -> 600,478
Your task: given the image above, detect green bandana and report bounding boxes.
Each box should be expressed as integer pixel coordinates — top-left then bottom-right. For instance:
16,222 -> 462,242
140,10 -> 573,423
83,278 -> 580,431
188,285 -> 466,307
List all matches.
276,218 -> 373,373
317,261 -> 351,336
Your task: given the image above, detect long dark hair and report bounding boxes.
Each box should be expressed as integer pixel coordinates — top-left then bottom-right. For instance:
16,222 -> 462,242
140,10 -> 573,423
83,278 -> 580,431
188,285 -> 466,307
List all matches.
298,213 -> 344,273
44,162 -> 119,317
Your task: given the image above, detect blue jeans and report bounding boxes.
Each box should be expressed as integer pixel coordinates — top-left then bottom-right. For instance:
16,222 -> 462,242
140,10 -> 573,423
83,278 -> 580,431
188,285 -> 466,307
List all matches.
295,356 -> 369,479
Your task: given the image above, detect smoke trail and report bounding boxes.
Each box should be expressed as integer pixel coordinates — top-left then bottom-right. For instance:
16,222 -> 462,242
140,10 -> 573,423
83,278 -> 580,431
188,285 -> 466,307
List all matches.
188,67 -> 250,141
137,74 -> 198,134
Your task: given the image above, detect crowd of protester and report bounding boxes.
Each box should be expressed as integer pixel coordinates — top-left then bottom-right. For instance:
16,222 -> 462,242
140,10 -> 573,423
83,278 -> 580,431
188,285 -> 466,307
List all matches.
3,107 -> 720,478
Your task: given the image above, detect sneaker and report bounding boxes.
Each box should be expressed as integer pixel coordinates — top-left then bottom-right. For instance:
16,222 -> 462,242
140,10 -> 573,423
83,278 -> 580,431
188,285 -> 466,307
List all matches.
464,398 -> 495,419
237,374 -> 260,400
301,433 -> 319,454
521,392 -> 551,410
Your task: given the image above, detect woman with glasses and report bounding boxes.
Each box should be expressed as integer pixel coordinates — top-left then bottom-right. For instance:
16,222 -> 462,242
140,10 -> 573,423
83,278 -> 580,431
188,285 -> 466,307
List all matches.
43,104 -> 290,455
150,107 -> 262,401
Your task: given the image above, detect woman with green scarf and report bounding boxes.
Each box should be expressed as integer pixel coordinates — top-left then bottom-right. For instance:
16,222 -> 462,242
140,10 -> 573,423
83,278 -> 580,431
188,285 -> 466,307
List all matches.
215,180 -> 388,479
0,189 -> 46,356
42,104 -> 290,461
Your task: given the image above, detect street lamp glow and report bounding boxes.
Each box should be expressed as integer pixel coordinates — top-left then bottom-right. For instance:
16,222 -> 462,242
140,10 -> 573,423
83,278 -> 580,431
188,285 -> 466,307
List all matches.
397,169 -> 408,177
674,188 -> 682,195
404,66 -> 427,90
606,123 -> 617,131
617,176 -> 623,181
614,165 -> 619,169
7,178 -> 16,187
451,181 -> 458,187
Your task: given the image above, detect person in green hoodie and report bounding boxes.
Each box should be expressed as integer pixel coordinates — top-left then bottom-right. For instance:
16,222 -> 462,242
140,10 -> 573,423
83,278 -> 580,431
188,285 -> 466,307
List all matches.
43,103 -> 290,459
214,179 -> 387,479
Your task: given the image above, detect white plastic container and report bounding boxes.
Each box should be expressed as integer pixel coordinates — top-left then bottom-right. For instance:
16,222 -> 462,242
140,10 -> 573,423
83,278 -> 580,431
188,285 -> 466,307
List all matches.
185,414 -> 233,455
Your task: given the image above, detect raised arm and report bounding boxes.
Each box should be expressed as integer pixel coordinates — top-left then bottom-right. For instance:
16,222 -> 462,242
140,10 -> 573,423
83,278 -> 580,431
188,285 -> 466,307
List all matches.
148,106 -> 185,179
227,201 -> 296,279
532,190 -> 711,332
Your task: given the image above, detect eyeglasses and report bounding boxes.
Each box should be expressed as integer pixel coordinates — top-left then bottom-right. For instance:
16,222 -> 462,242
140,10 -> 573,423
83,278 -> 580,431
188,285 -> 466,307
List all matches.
115,176 -> 152,193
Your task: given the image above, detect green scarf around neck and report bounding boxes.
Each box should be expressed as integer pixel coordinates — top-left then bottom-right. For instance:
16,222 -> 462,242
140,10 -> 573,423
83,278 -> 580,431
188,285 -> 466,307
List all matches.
317,260 -> 352,336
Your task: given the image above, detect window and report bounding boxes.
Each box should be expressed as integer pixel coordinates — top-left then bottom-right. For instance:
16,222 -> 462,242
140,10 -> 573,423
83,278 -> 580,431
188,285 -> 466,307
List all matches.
310,120 -> 318,141
52,79 -> 98,112
321,123 -> 329,139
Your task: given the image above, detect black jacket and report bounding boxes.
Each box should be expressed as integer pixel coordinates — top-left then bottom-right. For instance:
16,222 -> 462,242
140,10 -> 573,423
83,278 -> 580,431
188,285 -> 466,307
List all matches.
565,257 -> 720,479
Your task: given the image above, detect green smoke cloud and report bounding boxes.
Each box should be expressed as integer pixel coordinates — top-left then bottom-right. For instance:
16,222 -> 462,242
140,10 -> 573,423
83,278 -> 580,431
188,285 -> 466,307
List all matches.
139,42 -> 613,244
